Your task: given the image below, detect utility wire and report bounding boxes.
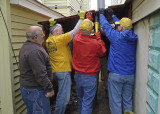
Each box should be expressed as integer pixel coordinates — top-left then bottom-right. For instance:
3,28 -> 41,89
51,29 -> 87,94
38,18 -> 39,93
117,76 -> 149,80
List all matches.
0,8 -> 19,70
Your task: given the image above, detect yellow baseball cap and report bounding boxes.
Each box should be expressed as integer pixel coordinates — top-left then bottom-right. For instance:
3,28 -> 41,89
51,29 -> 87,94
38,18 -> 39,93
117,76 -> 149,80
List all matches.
115,18 -> 132,29
80,19 -> 94,32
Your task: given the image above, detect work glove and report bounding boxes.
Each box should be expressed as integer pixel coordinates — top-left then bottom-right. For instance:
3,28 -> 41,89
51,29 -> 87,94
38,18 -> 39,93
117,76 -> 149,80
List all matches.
95,32 -> 101,40
107,8 -> 114,17
49,18 -> 56,27
86,12 -> 93,21
78,11 -> 86,19
99,8 -> 105,14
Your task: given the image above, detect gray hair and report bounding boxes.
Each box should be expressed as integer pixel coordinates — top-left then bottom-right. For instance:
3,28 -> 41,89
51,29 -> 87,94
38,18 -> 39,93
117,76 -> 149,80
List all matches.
120,25 -> 128,30
50,24 -> 62,34
26,31 -> 41,39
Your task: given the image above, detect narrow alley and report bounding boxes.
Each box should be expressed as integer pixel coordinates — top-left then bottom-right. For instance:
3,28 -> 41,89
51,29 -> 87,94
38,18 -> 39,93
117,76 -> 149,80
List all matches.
59,81 -> 110,114
1,0 -> 160,114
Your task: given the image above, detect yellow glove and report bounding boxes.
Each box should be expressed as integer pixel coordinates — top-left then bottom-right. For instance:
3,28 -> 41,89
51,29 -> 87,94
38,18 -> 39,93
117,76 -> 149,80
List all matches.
124,110 -> 134,114
49,18 -> 56,27
78,11 -> 86,19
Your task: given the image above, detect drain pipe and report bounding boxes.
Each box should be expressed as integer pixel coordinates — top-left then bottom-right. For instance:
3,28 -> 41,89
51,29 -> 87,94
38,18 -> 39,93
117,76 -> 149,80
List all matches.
97,0 -> 105,9
95,0 -> 105,33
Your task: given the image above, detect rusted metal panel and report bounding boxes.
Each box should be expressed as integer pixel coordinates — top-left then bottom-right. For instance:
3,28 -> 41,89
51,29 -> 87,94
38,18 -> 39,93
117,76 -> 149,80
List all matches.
38,1 -> 132,37
38,10 -> 114,39
109,3 -> 132,19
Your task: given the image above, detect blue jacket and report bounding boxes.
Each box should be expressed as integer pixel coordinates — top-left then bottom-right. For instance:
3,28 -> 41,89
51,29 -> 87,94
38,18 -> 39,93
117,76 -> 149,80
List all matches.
100,14 -> 138,75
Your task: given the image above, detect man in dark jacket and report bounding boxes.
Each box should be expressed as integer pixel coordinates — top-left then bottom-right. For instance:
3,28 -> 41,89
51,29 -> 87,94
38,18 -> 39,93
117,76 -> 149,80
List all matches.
99,9 -> 138,114
19,26 -> 54,114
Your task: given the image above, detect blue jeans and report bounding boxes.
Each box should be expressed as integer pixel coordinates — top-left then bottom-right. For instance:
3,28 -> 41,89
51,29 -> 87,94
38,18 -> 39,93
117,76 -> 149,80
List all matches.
53,72 -> 71,114
20,86 -> 51,114
108,72 -> 134,114
74,73 -> 97,114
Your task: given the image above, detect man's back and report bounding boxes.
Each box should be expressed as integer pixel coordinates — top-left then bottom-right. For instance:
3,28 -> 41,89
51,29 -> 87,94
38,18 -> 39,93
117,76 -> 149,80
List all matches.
19,40 -> 52,90
72,32 -> 106,75
100,14 -> 138,75
46,33 -> 72,73
107,30 -> 137,75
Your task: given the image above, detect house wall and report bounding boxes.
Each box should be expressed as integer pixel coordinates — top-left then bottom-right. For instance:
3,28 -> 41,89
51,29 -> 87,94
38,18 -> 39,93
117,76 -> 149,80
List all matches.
44,0 -> 68,16
133,0 -> 160,114
43,0 -> 87,16
69,0 -> 82,16
83,0 -> 88,11
132,0 -> 160,23
0,0 -> 14,114
10,4 -> 51,114
133,17 -> 149,114
147,10 -> 160,114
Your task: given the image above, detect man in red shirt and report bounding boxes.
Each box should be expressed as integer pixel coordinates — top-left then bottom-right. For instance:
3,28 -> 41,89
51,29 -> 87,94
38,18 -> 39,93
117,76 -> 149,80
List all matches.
72,19 -> 106,114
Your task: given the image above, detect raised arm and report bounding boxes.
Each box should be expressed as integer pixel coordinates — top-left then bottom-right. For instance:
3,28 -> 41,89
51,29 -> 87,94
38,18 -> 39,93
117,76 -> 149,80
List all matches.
70,11 -> 86,40
95,32 -> 106,57
99,9 -> 120,43
112,15 -> 120,23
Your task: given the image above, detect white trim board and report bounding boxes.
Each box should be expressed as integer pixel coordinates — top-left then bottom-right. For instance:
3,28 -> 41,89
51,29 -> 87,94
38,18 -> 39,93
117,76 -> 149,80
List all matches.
132,0 -> 160,23
10,0 -> 64,18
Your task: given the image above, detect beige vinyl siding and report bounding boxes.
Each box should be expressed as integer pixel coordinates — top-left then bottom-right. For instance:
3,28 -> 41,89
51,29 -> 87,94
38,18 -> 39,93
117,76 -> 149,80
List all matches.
52,9 -> 68,16
43,0 -> 87,16
69,0 -> 87,15
132,0 -> 143,11
0,98 -> 1,114
69,0 -> 81,15
10,4 -> 50,114
44,0 -> 67,5
44,0 -> 68,16
0,0 -> 14,114
83,0 -> 87,11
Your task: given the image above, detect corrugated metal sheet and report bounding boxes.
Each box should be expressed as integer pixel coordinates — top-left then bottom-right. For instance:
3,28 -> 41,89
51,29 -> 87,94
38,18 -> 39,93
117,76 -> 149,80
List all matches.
108,0 -> 132,19
38,2 -> 132,47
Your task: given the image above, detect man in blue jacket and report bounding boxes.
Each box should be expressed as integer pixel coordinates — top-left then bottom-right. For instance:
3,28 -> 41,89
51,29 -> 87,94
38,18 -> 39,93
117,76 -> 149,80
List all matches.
99,8 -> 138,114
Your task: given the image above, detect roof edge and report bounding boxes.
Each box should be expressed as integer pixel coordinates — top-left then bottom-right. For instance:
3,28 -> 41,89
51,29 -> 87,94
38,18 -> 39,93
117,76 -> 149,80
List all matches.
10,0 -> 65,18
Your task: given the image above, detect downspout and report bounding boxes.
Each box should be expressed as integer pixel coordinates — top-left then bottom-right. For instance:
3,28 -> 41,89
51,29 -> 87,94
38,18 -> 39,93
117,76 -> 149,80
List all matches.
97,0 -> 105,9
96,0 -> 105,33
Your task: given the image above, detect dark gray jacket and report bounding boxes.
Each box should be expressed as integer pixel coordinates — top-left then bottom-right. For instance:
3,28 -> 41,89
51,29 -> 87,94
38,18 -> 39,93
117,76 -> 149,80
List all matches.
19,40 -> 53,92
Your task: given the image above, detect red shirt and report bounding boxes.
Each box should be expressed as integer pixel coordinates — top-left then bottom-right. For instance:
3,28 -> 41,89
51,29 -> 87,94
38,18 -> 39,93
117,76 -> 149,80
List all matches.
72,31 -> 106,75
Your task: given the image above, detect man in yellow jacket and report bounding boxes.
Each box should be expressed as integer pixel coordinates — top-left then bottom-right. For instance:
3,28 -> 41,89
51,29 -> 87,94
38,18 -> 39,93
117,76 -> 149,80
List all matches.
46,11 -> 85,114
